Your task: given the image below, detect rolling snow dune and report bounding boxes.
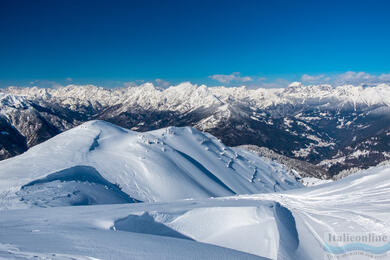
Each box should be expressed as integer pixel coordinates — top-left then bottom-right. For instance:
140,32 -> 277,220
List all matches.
0,164 -> 389,259
238,164 -> 390,259
0,120 -> 301,208
0,197 -> 293,260
0,202 -> 267,259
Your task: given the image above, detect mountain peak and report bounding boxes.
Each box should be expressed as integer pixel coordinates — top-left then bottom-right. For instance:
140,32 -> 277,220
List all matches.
288,81 -> 303,88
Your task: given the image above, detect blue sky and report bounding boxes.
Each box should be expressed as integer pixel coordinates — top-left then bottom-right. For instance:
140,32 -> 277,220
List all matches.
1,0 -> 390,88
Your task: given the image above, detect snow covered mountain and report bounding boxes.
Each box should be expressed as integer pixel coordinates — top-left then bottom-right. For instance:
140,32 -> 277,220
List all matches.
0,119 -> 390,259
1,82 -> 390,175
237,144 -> 329,179
0,120 -> 301,209
1,153 -> 389,259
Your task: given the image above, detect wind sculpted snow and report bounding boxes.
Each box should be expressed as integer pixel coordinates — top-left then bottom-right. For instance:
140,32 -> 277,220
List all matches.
1,164 -> 390,259
19,165 -> 138,207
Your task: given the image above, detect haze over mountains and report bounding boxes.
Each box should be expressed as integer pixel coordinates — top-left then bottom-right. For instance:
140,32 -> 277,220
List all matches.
1,82 -> 390,176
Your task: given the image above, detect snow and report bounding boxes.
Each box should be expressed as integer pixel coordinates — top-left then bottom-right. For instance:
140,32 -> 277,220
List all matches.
0,120 -> 301,208
1,120 -> 390,259
287,81 -> 303,88
18,165 -> 138,207
0,203 -> 265,259
2,81 -> 390,169
301,177 -> 332,186
0,93 -> 30,109
3,82 -> 390,114
1,163 -> 390,259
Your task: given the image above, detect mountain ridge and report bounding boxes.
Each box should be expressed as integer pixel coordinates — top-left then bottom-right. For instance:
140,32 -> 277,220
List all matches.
1,82 -> 390,175
0,120 -> 301,209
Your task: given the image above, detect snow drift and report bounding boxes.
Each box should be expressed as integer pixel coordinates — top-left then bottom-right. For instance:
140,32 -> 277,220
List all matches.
1,163 -> 389,259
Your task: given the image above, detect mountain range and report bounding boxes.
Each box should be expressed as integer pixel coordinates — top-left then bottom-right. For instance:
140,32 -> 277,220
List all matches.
1,82 -> 390,176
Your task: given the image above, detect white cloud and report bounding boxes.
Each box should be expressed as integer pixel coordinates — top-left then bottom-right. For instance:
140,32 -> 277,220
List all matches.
123,79 -> 170,88
209,72 -> 253,83
379,73 -> 390,81
301,74 -> 329,83
155,78 -> 170,88
29,80 -> 64,89
334,71 -> 374,85
123,80 -> 145,88
255,78 -> 290,89
300,71 -> 390,86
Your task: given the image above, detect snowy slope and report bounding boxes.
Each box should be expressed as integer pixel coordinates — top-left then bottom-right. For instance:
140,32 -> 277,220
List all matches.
0,120 -> 301,209
0,164 -> 389,259
0,201 -> 275,260
0,201 -> 266,259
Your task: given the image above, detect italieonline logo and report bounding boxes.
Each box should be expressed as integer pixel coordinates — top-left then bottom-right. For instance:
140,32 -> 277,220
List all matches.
323,232 -> 390,259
